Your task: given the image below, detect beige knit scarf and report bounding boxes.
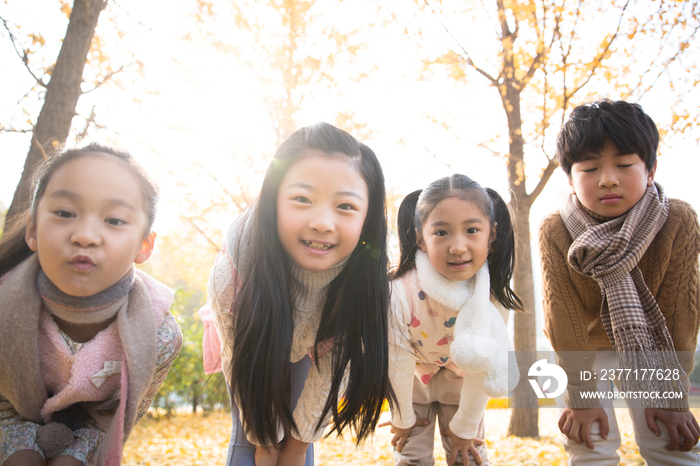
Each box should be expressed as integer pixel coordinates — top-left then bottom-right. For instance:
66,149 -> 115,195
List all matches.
561,182 -> 686,406
0,254 -> 158,464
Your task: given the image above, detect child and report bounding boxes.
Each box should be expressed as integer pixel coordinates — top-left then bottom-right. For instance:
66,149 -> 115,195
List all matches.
199,122 -> 395,466
540,99 -> 700,465
0,144 -> 182,466
386,174 -> 523,466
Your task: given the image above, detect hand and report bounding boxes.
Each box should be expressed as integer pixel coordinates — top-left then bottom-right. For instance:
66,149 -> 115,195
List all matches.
277,436 -> 309,466
558,407 -> 609,449
441,428 -> 484,466
3,450 -> 44,466
49,457 -> 85,466
255,444 -> 279,466
378,418 -> 430,452
645,408 -> 700,452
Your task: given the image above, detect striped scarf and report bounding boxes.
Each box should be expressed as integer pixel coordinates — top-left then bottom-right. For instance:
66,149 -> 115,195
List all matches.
560,182 -> 686,406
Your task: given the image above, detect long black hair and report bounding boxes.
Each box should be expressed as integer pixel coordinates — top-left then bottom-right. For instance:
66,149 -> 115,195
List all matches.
393,174 -> 523,311
229,122 -> 395,446
0,143 -> 158,278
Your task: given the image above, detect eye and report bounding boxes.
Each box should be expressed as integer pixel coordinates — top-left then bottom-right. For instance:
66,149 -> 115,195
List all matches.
618,164 -> 632,168
292,196 -> 311,204
467,227 -> 479,234
338,203 -> 357,211
434,230 -> 447,237
106,218 -> 126,226
582,168 -> 597,173
54,210 -> 74,218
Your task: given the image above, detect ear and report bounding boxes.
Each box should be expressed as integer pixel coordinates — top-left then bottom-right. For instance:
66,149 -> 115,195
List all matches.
647,160 -> 658,186
416,228 -> 426,253
568,175 -> 576,194
25,216 -> 38,252
489,222 -> 498,249
134,231 -> 156,264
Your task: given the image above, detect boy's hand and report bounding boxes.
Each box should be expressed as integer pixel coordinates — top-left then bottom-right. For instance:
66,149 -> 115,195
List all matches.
441,428 -> 484,466
645,408 -> 700,451
378,418 -> 429,452
558,407 -> 609,449
277,436 -> 309,466
255,444 -> 279,466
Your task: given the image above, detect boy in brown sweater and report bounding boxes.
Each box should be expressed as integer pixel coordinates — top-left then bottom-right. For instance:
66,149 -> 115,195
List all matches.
539,99 -> 700,465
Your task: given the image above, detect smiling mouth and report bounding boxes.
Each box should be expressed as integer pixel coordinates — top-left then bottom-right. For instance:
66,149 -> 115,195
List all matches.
448,260 -> 470,267
302,240 -> 334,250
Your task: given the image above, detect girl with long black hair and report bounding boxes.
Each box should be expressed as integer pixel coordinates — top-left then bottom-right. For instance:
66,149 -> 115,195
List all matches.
200,122 -> 395,465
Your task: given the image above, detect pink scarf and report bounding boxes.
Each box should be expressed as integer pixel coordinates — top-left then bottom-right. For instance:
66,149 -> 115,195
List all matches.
0,254 -> 158,464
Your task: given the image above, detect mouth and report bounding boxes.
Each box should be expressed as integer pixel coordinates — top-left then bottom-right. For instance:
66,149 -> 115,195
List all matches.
600,193 -> 622,204
302,240 -> 334,251
448,260 -> 471,270
69,255 -> 95,271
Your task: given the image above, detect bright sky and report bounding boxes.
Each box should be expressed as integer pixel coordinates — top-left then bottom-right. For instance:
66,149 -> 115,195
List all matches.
2,0 -> 699,348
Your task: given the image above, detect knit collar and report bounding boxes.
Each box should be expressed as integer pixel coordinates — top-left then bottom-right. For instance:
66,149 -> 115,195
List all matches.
414,250 -> 490,310
290,255 -> 349,300
37,267 -> 135,325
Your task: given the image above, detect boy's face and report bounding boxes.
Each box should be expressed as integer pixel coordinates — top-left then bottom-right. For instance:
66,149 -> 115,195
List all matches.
568,141 -> 656,218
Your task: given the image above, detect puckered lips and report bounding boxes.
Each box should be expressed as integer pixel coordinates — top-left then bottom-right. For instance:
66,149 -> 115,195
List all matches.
301,239 -> 335,252
69,255 -> 96,272
600,192 -> 622,204
447,258 -> 471,270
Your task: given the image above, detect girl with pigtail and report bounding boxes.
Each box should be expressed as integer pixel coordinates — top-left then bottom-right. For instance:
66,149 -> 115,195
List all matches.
385,174 -> 523,466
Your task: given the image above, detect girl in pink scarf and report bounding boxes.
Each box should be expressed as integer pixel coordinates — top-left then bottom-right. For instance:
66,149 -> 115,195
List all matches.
0,144 -> 182,466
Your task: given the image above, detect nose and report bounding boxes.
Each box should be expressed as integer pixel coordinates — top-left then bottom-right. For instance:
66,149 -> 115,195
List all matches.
71,217 -> 101,248
449,236 -> 468,256
308,207 -> 335,234
599,166 -> 619,188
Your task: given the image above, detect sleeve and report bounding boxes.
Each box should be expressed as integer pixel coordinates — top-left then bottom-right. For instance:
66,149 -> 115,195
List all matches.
539,215 -> 599,409
199,248 -> 238,381
0,396 -> 44,464
0,396 -> 104,466
657,203 -> 700,408
387,279 -> 419,429
448,376 -> 489,440
134,311 -> 183,423
290,351 -> 340,443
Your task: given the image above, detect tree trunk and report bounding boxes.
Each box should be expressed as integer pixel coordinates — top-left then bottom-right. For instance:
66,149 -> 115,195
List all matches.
501,72 -> 540,437
507,200 -> 540,437
4,0 -> 108,230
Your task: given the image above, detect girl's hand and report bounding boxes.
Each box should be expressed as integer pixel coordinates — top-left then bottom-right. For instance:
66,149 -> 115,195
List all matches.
441,428 -> 484,466
378,418 -> 430,452
255,444 -> 279,466
558,407 -> 609,449
277,436 -> 309,466
645,408 -> 700,451
49,456 -> 84,466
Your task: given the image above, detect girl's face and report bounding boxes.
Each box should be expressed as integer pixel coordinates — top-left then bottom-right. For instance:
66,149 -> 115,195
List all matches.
418,197 -> 495,282
25,154 -> 155,297
276,152 -> 368,272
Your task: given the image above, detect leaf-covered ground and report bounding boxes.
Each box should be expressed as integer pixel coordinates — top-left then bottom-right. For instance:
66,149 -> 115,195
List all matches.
123,408 -> 700,465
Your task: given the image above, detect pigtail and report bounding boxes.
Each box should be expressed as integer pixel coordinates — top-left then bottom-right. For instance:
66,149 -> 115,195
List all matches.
392,190 -> 422,279
485,188 -> 523,311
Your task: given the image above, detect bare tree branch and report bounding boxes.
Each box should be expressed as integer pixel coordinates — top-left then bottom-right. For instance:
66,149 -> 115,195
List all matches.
179,214 -> 221,252
424,0 -> 498,86
81,64 -> 129,94
0,16 -> 48,88
566,0 -> 631,99
526,158 -> 558,204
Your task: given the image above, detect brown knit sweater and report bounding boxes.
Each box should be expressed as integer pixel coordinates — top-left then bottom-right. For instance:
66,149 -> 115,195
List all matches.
539,198 -> 700,408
